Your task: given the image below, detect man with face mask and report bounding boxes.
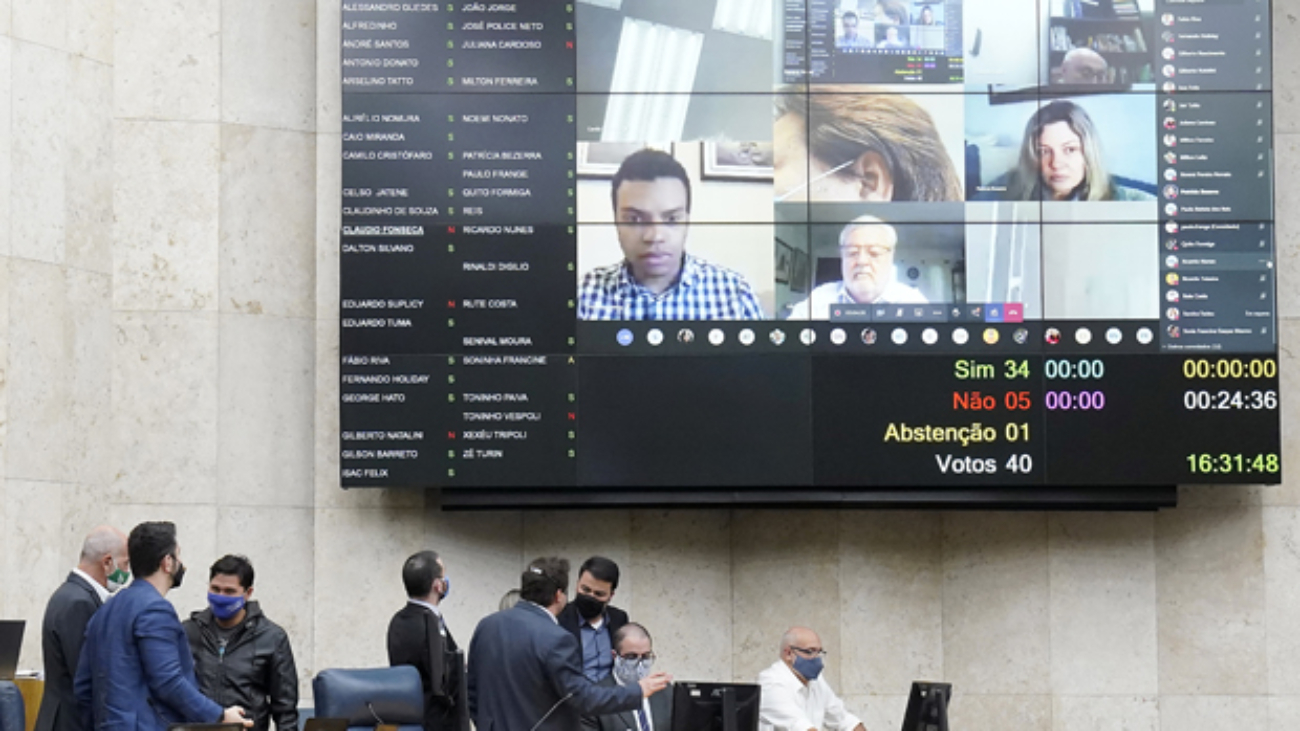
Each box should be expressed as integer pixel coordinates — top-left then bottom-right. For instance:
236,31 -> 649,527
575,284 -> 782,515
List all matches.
75,521 -> 252,731
183,555 -> 299,731
387,550 -> 466,731
35,526 -> 129,731
757,627 -> 865,731
467,558 -> 671,731
558,556 -> 629,682
581,623 -> 672,731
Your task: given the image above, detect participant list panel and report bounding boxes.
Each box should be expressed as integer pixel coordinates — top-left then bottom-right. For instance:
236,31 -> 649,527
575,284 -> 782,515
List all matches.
341,1 -> 581,487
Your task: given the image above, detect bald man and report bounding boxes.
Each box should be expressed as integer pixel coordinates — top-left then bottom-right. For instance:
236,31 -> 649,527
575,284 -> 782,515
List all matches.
757,627 -> 864,731
786,216 -> 926,320
1059,48 -> 1109,84
35,526 -> 130,731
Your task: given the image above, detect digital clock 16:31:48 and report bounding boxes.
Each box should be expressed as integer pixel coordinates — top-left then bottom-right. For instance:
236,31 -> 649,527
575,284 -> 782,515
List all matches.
1186,453 -> 1280,475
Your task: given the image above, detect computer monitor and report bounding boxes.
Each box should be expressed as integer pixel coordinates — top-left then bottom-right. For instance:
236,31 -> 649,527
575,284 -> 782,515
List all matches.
670,682 -> 760,731
900,681 -> 951,731
0,620 -> 24,680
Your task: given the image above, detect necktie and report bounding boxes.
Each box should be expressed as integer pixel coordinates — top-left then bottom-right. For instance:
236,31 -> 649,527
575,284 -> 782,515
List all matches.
637,709 -> 651,731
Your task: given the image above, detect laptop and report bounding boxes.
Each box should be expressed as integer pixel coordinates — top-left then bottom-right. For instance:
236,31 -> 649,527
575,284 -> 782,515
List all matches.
0,620 -> 25,680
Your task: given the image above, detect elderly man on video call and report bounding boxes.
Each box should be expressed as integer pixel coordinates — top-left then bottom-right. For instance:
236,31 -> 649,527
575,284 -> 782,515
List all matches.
577,148 -> 765,320
787,215 -> 926,319
758,627 -> 865,731
1059,48 -> 1110,84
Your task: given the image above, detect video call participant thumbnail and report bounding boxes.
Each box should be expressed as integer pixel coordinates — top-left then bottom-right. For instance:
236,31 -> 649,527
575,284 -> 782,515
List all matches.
982,100 -> 1153,202
774,87 -> 963,203
1058,48 -> 1110,85
787,215 -> 926,319
837,11 -> 870,48
577,149 -> 765,320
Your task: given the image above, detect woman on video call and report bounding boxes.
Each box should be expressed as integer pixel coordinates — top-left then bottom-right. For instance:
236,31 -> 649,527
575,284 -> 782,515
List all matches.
773,86 -> 963,202
1004,100 -> 1153,202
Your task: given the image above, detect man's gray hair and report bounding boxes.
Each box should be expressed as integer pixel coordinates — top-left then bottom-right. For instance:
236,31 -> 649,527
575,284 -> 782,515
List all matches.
80,525 -> 124,562
839,214 -> 897,248
780,628 -> 800,652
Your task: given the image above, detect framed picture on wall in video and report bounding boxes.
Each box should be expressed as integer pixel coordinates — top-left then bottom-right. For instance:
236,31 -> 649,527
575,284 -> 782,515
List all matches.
577,141 -> 673,177
702,141 -> 774,181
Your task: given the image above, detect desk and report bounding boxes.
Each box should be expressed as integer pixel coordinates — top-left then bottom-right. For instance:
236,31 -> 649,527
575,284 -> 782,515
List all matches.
13,679 -> 42,731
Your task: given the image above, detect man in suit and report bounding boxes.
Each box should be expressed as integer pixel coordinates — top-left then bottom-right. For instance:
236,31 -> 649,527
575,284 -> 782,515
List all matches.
387,550 -> 465,731
582,623 -> 672,731
467,557 -> 671,731
74,521 -> 251,731
558,556 -> 628,682
35,526 -> 129,731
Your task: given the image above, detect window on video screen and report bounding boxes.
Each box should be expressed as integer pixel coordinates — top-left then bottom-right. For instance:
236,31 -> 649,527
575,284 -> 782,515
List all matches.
783,0 -> 964,84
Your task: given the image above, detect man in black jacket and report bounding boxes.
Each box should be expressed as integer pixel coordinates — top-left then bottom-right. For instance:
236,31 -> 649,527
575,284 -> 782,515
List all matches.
558,557 -> 629,682
35,526 -> 128,731
387,550 -> 466,731
183,555 -> 299,731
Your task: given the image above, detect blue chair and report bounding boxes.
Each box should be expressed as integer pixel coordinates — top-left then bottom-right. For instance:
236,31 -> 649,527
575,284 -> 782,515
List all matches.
0,681 -> 24,731
311,668 -> 423,731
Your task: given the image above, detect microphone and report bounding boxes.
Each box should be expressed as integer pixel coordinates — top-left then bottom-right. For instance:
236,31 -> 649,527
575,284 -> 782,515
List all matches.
529,692 -> 574,731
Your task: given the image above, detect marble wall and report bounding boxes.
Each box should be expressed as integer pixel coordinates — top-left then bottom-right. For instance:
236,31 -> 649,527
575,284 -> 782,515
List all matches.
3,2 -> 1300,730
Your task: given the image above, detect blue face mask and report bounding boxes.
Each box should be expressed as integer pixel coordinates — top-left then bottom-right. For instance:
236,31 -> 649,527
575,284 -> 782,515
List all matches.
792,654 -> 823,681
208,593 -> 247,621
439,576 -> 451,600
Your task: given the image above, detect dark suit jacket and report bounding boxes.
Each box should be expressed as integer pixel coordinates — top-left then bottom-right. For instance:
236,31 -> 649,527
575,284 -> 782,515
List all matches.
581,674 -> 672,731
557,604 -> 629,680
35,573 -> 103,731
467,603 -> 642,731
74,581 -> 222,731
387,603 -> 466,731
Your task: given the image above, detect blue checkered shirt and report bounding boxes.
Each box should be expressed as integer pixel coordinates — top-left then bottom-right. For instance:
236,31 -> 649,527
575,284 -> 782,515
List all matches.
578,254 -> 765,320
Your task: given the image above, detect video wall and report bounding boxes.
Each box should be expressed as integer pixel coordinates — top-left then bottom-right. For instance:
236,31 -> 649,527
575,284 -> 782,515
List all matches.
339,0 -> 1280,493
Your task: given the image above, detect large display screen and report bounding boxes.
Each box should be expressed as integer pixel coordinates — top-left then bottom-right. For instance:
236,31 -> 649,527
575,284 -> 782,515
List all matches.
339,0 -> 1280,492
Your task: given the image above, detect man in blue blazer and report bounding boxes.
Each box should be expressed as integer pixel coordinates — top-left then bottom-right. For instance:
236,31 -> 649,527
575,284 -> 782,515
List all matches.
74,522 -> 252,731
467,557 -> 671,731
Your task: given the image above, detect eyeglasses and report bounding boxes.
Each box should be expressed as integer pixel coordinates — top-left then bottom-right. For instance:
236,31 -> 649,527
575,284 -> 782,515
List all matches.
789,646 -> 827,658
618,652 -> 656,662
839,245 -> 893,261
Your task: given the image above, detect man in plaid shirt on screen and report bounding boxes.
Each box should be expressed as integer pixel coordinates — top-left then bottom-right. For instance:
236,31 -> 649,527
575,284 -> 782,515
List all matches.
578,149 -> 765,320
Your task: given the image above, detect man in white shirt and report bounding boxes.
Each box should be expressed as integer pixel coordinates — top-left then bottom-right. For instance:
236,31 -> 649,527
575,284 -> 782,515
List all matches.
757,627 -> 865,731
787,215 -> 926,320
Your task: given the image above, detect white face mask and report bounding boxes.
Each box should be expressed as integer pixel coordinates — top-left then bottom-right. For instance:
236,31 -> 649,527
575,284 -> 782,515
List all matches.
775,159 -> 857,201
613,655 -> 654,685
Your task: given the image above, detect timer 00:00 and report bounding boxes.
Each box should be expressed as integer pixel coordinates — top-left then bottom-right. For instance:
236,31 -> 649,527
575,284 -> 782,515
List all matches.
1044,391 -> 1105,410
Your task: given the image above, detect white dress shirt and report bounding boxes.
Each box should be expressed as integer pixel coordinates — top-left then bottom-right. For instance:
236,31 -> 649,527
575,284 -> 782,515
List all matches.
786,280 -> 928,320
757,660 -> 862,731
613,672 -> 655,730
72,567 -> 110,603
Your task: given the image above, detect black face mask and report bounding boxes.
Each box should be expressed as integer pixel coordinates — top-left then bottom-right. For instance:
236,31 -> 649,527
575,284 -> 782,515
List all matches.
171,557 -> 187,589
574,592 -> 607,621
